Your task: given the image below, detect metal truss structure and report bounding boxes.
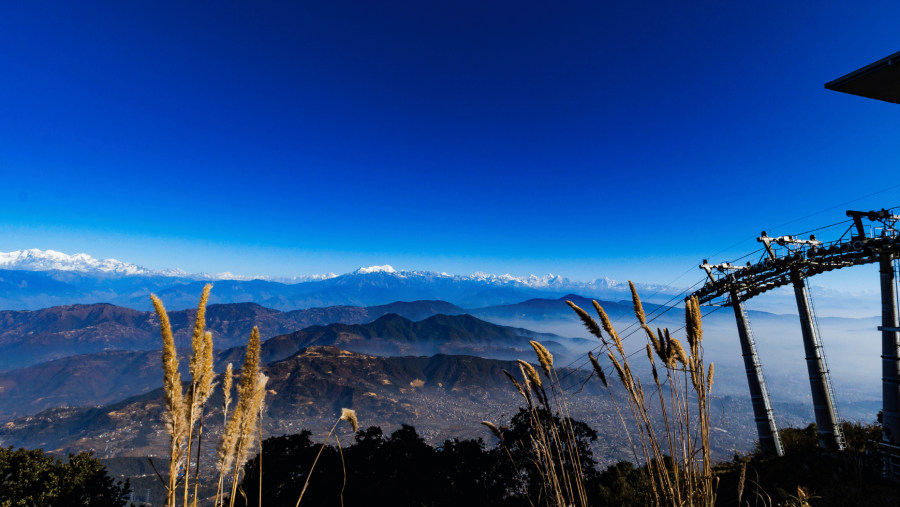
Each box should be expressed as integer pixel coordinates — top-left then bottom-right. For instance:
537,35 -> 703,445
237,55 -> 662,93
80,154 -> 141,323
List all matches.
688,209 -> 900,479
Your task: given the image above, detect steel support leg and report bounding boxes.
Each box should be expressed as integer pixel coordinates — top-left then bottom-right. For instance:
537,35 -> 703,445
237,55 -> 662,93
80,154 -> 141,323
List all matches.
731,291 -> 783,457
879,254 -> 900,477
792,273 -> 844,450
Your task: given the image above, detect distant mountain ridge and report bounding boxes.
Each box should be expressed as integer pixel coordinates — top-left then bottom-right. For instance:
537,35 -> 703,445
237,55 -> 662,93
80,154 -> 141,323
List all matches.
0,345 -> 602,456
0,312 -> 577,420
0,300 -> 465,370
0,345 -> 765,471
236,312 -> 576,363
0,248 -> 682,311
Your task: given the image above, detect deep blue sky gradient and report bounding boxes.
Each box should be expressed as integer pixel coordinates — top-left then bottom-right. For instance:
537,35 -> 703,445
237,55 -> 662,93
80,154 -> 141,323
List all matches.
2,1 -> 899,288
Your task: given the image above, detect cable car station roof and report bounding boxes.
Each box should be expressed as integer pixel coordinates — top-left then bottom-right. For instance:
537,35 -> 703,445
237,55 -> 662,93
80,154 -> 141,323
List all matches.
825,50 -> 900,104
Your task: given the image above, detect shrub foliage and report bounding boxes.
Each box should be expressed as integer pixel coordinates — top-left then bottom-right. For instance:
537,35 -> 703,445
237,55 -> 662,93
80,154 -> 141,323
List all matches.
0,446 -> 131,506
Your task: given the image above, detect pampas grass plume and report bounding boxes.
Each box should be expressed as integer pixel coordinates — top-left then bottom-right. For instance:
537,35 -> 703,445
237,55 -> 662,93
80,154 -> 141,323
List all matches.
566,301 -> 603,340
594,301 -> 624,356
223,363 -> 234,413
481,421 -> 503,441
629,281 -> 646,325
588,352 -> 607,387
529,340 -> 553,378
517,360 -> 542,390
341,408 -> 358,432
151,294 -> 185,438
669,337 -> 689,366
607,352 -> 628,387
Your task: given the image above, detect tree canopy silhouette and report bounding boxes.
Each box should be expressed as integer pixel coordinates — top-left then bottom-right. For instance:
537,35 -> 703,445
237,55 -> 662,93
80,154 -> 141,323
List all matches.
0,446 -> 131,506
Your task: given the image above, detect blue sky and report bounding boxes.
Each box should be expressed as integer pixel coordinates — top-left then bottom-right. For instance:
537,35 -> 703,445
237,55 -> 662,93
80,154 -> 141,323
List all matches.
1,1 -> 899,289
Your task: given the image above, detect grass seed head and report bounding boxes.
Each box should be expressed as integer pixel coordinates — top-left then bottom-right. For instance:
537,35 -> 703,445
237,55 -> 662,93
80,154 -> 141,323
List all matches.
685,296 -> 703,356
566,301 -> 603,340
341,408 -> 358,432
588,352 -> 608,387
594,302 -> 624,356
481,421 -> 503,441
503,369 -> 528,399
529,340 -> 554,378
654,328 -> 668,362
607,352 -> 629,388
517,360 -> 542,390
151,294 -> 185,441
189,284 -> 212,379
669,338 -> 689,366
629,281 -> 647,325
223,363 -> 234,412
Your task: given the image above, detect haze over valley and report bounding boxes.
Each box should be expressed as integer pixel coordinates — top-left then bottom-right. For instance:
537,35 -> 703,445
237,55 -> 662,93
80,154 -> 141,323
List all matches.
0,249 -> 887,461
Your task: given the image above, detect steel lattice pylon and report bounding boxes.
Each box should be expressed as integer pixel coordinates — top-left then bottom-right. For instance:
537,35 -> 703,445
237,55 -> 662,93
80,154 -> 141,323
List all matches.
691,209 -> 900,463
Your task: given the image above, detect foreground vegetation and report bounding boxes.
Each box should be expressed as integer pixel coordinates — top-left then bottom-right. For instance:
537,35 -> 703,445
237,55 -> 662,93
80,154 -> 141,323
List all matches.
149,284 -> 900,506
6,285 -> 893,506
0,446 -> 131,506
225,419 -> 896,506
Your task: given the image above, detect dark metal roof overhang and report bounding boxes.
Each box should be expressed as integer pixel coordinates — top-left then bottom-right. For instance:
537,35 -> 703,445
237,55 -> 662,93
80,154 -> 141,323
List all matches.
825,50 -> 900,104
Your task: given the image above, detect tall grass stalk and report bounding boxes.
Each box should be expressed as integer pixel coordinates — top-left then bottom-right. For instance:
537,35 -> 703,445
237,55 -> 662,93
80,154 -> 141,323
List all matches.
151,284 -> 214,507
499,341 -> 590,506
215,326 -> 268,507
183,285 -> 214,507
152,288 -> 270,507
566,284 -> 717,507
294,408 -> 358,507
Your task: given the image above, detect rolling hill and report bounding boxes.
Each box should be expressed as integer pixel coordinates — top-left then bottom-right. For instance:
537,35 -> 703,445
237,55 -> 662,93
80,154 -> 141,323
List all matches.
0,300 -> 465,370
0,312 -> 578,420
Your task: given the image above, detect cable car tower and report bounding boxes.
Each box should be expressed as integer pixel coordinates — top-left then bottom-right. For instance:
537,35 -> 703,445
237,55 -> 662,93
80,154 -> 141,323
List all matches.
692,209 -> 900,473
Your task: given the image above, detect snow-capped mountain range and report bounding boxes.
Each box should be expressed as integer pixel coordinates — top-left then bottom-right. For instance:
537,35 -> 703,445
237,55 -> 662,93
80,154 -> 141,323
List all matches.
0,248 -> 667,292
0,249 -> 184,277
0,249 -> 879,316
0,249 -> 333,282
0,248 -> 686,311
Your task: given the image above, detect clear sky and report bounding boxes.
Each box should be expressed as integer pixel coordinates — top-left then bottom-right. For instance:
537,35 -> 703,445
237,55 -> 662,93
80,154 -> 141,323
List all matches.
1,2 -> 899,289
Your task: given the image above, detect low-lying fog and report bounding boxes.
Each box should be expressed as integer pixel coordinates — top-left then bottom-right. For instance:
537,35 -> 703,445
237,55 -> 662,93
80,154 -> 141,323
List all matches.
483,280 -> 888,425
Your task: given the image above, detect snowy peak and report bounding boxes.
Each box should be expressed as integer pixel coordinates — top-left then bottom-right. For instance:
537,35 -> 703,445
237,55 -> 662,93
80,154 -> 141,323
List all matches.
353,265 -> 397,275
0,249 -> 182,277
0,249 -> 683,297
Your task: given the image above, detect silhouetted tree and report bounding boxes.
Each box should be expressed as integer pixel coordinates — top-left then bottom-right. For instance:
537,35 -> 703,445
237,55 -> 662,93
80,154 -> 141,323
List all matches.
499,407 -> 600,503
0,446 -> 131,506
594,460 -> 650,506
237,412 -> 649,506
